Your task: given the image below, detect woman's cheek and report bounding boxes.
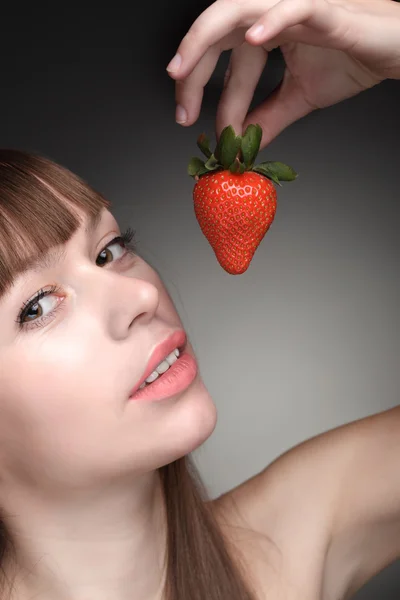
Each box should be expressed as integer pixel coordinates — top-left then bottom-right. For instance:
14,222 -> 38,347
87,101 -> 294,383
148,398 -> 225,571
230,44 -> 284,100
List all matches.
2,335 -> 105,405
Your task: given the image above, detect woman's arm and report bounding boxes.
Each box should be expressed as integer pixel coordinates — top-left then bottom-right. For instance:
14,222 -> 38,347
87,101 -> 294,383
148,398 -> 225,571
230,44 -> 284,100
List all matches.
224,406 -> 400,599
320,406 -> 400,598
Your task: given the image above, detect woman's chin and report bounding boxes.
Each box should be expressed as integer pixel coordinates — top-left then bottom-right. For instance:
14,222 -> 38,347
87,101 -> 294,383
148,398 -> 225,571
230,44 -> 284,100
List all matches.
110,375 -> 218,476
151,377 -> 218,467
171,376 -> 217,456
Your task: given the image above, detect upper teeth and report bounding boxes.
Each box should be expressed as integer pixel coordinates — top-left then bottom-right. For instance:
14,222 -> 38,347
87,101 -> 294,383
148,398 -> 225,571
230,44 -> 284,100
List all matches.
139,348 -> 180,389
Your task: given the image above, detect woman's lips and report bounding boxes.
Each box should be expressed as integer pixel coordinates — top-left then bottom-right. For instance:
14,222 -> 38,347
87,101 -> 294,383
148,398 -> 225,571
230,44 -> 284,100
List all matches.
129,329 -> 187,396
129,348 -> 198,402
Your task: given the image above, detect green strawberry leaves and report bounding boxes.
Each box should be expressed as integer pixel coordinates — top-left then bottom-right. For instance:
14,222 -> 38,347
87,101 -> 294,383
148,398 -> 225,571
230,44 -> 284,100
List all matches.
204,154 -> 219,170
187,157 -> 210,178
188,123 -> 298,185
253,161 -> 298,187
216,123 -> 262,170
229,156 -> 246,174
241,124 -> 262,168
188,132 -> 225,178
197,133 -> 212,159
215,125 -> 242,169
187,154 -> 220,178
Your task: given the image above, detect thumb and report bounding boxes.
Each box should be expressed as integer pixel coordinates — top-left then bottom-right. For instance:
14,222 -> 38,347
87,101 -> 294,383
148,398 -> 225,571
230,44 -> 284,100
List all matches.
243,68 -> 317,150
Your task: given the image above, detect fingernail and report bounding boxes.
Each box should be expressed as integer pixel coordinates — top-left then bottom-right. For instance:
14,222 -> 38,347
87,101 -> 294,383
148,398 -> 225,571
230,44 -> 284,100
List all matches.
247,24 -> 264,40
175,104 -> 187,124
166,53 -> 182,73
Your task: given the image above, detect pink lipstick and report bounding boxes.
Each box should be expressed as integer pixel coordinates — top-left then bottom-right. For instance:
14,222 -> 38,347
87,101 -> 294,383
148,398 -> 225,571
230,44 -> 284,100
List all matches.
129,330 -> 197,402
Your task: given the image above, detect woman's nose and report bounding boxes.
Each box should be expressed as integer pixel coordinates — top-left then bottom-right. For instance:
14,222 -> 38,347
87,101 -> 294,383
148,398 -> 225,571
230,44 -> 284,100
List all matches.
94,270 -> 160,341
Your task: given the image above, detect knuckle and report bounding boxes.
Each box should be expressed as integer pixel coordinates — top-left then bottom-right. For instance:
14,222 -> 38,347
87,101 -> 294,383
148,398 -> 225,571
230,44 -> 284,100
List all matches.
182,14 -> 210,48
183,24 -> 200,46
306,0 -> 319,14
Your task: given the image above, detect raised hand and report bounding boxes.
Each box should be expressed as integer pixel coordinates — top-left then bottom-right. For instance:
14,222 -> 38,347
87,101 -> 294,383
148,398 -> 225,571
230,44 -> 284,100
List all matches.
167,0 -> 400,148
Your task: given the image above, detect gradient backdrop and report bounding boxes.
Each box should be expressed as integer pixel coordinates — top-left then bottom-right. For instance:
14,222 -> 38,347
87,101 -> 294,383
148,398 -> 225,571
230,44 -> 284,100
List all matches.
0,3 -> 399,598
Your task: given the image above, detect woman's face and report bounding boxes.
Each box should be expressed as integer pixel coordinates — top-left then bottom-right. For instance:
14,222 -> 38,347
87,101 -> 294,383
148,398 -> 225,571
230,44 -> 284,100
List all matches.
0,208 -> 216,491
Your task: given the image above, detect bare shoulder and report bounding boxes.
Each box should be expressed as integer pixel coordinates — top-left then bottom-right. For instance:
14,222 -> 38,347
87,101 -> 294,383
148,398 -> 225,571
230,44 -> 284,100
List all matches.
212,428 -> 339,599
212,406 -> 400,600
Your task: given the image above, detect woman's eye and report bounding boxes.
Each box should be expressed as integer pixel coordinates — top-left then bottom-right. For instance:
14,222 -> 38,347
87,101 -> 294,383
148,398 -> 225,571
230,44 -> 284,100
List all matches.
23,295 -> 58,323
96,238 -> 127,267
17,230 -> 137,330
19,291 -> 62,326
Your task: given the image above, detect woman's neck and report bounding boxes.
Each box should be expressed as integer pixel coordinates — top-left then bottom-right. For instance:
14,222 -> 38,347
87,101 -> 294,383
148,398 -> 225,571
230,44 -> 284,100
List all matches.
1,471 -> 167,600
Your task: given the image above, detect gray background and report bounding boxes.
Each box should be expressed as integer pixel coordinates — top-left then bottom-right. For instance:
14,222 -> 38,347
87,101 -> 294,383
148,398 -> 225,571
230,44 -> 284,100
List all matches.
0,3 -> 399,598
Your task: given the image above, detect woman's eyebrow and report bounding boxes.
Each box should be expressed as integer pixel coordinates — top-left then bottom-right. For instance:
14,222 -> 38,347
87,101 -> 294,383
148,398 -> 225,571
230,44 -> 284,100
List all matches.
25,211 -> 103,276
85,210 -> 103,236
25,246 -> 67,276
0,211 -> 103,303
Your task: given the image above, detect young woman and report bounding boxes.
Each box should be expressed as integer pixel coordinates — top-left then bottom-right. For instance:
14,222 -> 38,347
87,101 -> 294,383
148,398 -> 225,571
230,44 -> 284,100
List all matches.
0,1 -> 399,599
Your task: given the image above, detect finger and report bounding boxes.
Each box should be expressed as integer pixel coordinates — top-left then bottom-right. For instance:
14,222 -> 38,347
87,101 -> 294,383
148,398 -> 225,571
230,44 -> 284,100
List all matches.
242,67 -> 317,149
242,26 -> 313,51
245,0 -> 349,48
253,25 -> 325,50
174,44 -> 222,126
262,23 -> 345,48
166,0 -> 273,80
215,43 -> 268,140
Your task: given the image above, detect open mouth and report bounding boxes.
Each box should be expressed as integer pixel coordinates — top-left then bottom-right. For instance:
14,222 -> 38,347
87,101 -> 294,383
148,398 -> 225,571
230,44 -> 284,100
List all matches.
138,343 -> 187,389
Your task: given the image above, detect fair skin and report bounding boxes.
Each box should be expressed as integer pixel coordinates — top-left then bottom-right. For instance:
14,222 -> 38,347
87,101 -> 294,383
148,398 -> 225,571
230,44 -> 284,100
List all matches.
0,207 -> 217,600
1,209 -> 400,600
165,0 -> 400,598
166,0 -> 400,145
0,2 -> 399,600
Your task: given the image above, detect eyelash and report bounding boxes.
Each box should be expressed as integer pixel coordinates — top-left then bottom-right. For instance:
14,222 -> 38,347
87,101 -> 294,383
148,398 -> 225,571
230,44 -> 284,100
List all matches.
16,228 -> 137,331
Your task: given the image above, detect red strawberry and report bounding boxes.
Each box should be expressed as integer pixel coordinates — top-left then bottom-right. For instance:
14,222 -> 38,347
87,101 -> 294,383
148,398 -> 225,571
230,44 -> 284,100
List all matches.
188,124 -> 297,275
